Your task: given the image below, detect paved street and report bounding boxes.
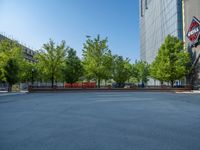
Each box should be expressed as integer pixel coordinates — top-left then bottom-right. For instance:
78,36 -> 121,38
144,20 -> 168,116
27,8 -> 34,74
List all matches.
0,92 -> 200,150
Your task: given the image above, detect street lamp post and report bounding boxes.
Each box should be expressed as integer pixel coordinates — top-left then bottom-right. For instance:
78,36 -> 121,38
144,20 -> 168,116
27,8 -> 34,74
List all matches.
31,68 -> 34,86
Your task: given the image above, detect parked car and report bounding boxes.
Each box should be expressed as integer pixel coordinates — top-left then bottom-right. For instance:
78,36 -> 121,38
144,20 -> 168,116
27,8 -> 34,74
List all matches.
112,83 -> 136,88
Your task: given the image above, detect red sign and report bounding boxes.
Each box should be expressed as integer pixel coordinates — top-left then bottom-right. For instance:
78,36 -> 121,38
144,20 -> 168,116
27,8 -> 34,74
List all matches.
186,17 -> 200,46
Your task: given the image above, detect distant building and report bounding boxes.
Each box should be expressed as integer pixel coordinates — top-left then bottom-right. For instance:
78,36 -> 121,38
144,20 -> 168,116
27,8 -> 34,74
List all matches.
139,0 -> 183,63
0,34 -> 36,62
139,0 -> 200,87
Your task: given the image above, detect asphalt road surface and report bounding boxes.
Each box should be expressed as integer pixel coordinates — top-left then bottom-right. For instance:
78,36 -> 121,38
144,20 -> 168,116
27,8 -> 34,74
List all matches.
0,92 -> 200,150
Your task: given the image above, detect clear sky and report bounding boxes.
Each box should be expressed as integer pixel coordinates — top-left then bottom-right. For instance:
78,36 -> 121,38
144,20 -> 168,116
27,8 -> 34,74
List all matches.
0,0 -> 139,62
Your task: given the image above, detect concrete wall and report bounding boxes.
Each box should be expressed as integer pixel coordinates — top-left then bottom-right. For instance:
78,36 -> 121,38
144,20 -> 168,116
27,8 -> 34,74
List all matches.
183,0 -> 200,87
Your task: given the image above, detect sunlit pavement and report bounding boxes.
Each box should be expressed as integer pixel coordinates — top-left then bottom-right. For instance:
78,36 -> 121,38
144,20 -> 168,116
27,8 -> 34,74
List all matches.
176,90 -> 200,94
0,92 -> 200,150
0,91 -> 27,96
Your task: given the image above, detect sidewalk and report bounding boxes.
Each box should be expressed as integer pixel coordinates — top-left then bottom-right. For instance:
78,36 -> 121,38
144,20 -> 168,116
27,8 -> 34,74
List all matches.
176,90 -> 200,94
0,91 -> 28,97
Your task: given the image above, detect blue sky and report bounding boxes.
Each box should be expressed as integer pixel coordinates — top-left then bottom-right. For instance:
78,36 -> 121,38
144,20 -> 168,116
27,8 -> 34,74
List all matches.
0,0 -> 139,62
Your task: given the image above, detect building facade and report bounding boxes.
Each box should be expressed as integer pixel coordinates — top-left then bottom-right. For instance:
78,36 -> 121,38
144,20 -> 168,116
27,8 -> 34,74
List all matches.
139,0 -> 200,87
140,0 -> 183,63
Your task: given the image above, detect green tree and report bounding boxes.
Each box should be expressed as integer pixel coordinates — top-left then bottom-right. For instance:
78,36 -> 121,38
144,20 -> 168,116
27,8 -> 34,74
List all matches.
63,48 -> 83,85
35,39 -> 67,87
150,35 -> 190,87
133,60 -> 150,84
82,35 -> 113,88
150,57 -> 166,85
112,55 -> 132,87
0,39 -> 23,91
4,58 -> 20,92
0,53 -> 4,81
20,61 -> 38,84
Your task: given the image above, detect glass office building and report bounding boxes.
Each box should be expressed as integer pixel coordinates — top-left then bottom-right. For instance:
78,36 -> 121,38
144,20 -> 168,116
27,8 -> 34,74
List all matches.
139,0 -> 183,63
139,0 -> 200,87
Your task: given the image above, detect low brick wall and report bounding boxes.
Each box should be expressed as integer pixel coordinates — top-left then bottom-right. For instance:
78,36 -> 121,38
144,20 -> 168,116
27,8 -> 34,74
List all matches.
28,86 -> 192,93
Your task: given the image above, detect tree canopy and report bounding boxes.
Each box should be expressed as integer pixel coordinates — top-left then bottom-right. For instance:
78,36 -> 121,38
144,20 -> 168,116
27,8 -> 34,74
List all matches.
112,55 -> 132,87
0,39 -> 23,91
63,48 -> 83,84
82,35 -> 113,88
4,59 -> 20,92
150,35 -> 190,86
35,39 -> 67,87
133,60 -> 150,84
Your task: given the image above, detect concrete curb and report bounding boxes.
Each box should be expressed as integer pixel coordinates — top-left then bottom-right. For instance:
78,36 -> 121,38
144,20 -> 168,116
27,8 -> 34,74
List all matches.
176,90 -> 200,94
28,88 -> 192,93
0,91 -> 28,97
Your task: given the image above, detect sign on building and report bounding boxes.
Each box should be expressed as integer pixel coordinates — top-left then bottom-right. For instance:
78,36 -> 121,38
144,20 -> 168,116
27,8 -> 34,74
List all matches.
186,16 -> 200,47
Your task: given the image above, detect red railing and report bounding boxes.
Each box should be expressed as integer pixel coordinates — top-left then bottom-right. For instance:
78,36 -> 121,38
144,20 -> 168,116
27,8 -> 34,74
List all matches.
64,82 -> 96,88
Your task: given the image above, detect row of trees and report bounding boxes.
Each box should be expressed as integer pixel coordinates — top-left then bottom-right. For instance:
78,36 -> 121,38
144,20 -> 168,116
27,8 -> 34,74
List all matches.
0,35 -> 190,91
34,36 -> 149,88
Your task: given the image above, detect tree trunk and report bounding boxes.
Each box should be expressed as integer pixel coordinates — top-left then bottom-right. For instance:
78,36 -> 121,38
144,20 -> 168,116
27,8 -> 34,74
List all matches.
160,81 -> 163,88
171,80 -> 174,88
119,82 -> 121,88
97,78 -> 100,88
70,82 -> 73,88
51,73 -> 54,88
8,84 -> 12,92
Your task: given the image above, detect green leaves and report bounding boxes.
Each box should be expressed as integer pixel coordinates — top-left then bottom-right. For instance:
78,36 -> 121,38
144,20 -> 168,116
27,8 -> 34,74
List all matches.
0,39 -> 23,91
150,35 -> 190,86
35,39 -> 67,87
20,61 -> 38,83
63,48 -> 83,84
4,58 -> 20,86
82,35 -> 113,87
112,55 -> 132,85
133,60 -> 150,84
1,34 -> 191,89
